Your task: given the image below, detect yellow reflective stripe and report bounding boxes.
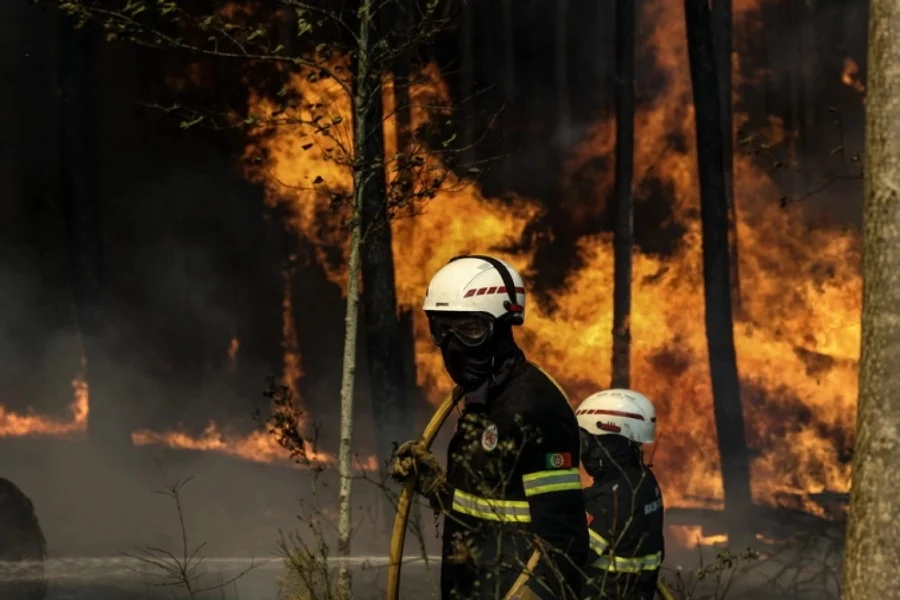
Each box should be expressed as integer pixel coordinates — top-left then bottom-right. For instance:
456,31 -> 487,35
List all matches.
522,468 -> 581,496
588,529 -> 609,555
592,552 -> 663,573
451,489 -> 532,523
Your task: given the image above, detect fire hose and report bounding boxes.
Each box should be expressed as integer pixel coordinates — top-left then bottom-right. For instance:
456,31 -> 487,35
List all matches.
385,386 -> 460,600
385,373 -> 675,600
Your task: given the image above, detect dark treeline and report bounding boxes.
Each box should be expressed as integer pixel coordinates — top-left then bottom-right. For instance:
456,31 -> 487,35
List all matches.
0,0 -> 867,451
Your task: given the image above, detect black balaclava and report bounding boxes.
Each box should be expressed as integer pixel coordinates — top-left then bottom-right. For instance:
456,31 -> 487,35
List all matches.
440,320 -> 519,394
581,432 -> 642,479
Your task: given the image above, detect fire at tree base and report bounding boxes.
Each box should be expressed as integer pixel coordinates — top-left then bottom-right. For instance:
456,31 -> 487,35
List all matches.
0,478 -> 47,600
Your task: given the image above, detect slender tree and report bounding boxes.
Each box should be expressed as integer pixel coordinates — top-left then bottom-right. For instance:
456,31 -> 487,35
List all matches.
58,20 -> 122,449
710,0 -> 741,314
459,0 -> 475,166
611,0 -> 635,390
501,0 -> 515,186
843,2 -> 900,597
555,0 -> 570,136
357,6 -> 416,546
684,0 -> 753,543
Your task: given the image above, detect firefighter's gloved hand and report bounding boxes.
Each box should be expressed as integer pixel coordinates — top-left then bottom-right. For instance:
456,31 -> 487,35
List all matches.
390,440 -> 448,510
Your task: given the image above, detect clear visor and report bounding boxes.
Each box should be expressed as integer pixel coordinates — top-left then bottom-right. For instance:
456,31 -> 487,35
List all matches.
428,313 -> 494,347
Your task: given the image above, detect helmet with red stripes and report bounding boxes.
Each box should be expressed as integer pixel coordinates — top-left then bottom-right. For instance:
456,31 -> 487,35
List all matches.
422,255 -> 526,325
576,389 -> 656,444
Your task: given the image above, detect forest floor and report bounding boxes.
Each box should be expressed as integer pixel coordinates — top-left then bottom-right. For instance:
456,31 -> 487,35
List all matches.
0,438 -> 843,600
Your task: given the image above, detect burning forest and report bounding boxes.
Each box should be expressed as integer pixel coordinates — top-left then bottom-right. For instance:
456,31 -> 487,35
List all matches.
0,0 -> 889,598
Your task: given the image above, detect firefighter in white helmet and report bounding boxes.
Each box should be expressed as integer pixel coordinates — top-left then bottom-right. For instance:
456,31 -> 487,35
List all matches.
576,389 -> 664,600
391,255 -> 588,600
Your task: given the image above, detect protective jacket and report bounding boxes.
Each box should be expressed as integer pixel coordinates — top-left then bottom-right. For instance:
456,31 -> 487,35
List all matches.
437,351 -> 589,600
581,438 -> 664,600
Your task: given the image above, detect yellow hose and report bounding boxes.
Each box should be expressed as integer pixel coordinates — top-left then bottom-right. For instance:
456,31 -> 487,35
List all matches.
385,388 -> 459,600
657,579 -> 675,600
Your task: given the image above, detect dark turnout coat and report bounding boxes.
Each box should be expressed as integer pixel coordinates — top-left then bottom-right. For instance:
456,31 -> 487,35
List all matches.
581,444 -> 664,600
437,356 -> 589,600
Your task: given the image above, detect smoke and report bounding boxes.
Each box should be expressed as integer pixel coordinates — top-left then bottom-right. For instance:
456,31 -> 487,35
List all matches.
0,0 -> 871,571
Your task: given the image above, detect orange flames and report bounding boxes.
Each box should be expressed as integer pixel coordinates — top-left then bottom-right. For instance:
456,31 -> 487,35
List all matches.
227,336 -> 240,373
0,0 -> 861,527
0,347 -> 89,438
841,58 -> 865,94
667,525 -> 729,550
129,420 -> 379,470
239,0 -> 859,519
0,373 -> 89,438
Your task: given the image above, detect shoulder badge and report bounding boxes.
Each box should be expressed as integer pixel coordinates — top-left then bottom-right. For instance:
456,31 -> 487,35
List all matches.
586,512 -> 594,527
545,452 -> 573,469
481,423 -> 499,452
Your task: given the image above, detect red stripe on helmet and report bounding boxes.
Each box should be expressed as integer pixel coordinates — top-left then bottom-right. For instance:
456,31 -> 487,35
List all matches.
463,287 -> 527,298
592,409 -> 646,421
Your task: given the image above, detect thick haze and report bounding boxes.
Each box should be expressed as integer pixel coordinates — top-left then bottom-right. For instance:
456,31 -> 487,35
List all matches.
0,0 -> 868,563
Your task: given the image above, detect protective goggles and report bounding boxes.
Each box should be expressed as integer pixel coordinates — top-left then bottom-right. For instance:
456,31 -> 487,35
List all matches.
428,313 -> 494,347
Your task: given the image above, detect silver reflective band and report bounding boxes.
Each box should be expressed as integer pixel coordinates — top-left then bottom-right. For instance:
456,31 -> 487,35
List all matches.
451,489 -> 532,523
522,468 -> 582,497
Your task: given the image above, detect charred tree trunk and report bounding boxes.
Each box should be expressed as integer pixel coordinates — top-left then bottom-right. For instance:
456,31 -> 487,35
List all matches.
459,0 -> 475,166
611,0 -> 635,390
684,0 -> 753,543
59,24 -> 124,448
555,0 -> 570,138
388,0 -> 415,240
357,0 -> 412,532
843,2 -> 900,597
501,0 -> 515,186
711,0 -> 741,315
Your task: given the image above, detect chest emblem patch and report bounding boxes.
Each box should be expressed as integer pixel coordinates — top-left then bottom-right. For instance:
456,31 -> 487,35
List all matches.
481,423 -> 499,452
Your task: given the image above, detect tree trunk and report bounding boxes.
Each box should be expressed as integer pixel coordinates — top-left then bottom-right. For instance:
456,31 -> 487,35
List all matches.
611,0 -> 635,390
555,0 -> 570,138
363,0 -> 415,536
684,0 -> 753,543
459,0 -> 475,166
842,2 -> 900,597
388,0 -> 416,255
501,0 -> 515,186
335,207 -> 362,600
390,0 -> 412,188
59,23 -> 123,448
335,4 -> 373,596
711,0 -> 741,315
363,7 -> 412,484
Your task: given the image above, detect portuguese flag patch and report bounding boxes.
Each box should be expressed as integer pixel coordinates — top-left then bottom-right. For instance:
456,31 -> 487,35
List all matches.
545,452 -> 573,469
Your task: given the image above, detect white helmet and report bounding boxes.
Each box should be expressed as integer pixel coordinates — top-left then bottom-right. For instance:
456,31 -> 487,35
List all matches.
422,255 -> 526,324
576,389 -> 656,444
